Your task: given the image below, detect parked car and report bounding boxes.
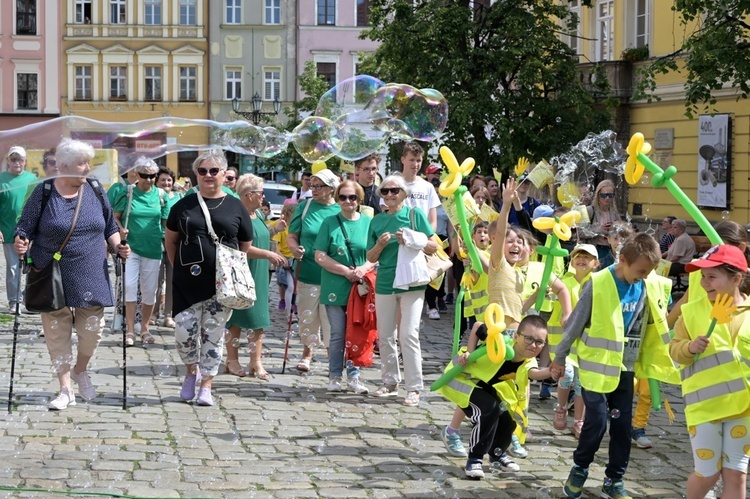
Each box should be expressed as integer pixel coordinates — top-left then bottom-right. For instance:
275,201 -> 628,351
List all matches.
263,182 -> 297,219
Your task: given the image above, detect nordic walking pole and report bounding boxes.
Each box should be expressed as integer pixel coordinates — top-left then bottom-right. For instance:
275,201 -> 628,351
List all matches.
119,247 -> 127,410
281,262 -> 301,374
8,247 -> 27,414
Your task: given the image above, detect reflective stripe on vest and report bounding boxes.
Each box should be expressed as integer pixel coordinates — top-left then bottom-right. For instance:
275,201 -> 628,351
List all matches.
684,378 -> 746,406
446,379 -> 473,396
681,350 -> 736,380
580,331 -> 623,353
578,358 -> 622,378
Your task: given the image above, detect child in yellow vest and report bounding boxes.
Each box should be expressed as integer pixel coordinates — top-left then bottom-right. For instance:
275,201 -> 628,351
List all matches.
549,244 -> 599,438
669,244 -> 750,499
462,221 -> 491,326
551,233 -> 666,499
438,315 -> 551,479
272,200 -> 297,314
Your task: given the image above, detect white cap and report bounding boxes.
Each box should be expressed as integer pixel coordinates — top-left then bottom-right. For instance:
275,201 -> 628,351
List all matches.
571,243 -> 598,259
6,146 -> 26,159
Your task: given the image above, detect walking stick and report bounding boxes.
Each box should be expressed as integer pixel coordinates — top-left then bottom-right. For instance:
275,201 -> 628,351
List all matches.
119,251 -> 127,410
281,263 -> 301,374
8,251 -> 27,414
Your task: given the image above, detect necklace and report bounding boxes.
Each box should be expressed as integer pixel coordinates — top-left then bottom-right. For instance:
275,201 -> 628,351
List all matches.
207,196 -> 227,210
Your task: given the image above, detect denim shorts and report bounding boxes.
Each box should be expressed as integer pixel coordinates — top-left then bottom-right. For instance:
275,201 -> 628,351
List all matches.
558,364 -> 581,396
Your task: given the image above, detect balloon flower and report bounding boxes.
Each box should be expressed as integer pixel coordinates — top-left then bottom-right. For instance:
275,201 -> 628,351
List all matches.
696,293 -> 736,360
531,211 -> 581,310
625,133 -> 722,245
431,303 -> 515,391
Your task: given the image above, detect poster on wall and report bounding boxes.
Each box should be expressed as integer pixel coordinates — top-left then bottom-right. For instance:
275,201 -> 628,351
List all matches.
697,114 -> 732,209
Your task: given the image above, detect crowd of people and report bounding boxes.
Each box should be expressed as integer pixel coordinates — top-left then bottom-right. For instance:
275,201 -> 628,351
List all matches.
1,139 -> 748,498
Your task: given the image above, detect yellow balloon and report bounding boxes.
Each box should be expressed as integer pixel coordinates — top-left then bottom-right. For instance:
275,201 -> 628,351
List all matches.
484,303 -> 507,364
553,223 -> 572,241
312,161 -> 327,174
439,146 -> 459,172
533,218 -> 556,231
458,157 -> 476,176
557,181 -> 579,208
439,172 -> 461,197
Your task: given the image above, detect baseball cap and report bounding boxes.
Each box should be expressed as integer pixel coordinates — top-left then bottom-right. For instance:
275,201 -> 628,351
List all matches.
6,146 -> 26,159
532,205 -> 554,220
570,244 -> 598,259
686,244 -> 749,273
425,164 -> 442,174
311,169 -> 340,190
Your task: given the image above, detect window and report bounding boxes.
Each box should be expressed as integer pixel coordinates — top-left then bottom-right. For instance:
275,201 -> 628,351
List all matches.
180,0 -> 196,25
635,0 -> 649,48
110,66 -> 127,100
265,0 -> 280,24
180,66 -> 197,101
568,0 -> 581,54
17,74 -> 37,109
16,0 -> 37,34
356,0 -> 370,26
110,0 -> 126,23
75,66 -> 92,100
226,0 -> 241,24
263,69 -> 280,101
226,69 -> 242,100
596,0 -> 614,61
145,0 -> 161,25
145,66 -> 162,101
316,62 -> 336,89
75,0 -> 92,24
317,0 -> 335,25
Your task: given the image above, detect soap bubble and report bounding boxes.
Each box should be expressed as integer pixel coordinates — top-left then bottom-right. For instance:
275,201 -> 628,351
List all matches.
159,359 -> 171,377
536,487 -> 553,499
351,344 -> 359,352
428,425 -> 438,435
367,303 -> 376,312
490,461 -> 501,474
336,247 -> 346,256
248,341 -> 257,353
493,447 -> 503,457
345,341 -> 352,348
82,291 -> 93,302
230,338 -> 240,348
84,316 -> 101,332
721,210 -> 730,220
432,469 -> 446,484
345,360 -> 354,369
310,287 -> 319,298
368,84 -> 448,141
387,353 -> 397,364
307,394 -> 316,403
301,310 -> 313,324
203,317 -> 218,330
327,293 -> 337,302
316,253 -> 326,262
291,116 -> 340,163
49,320 -> 59,330
610,408 -> 621,419
190,265 -> 201,276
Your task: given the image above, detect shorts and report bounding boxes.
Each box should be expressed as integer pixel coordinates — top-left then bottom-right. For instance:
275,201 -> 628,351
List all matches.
690,415 -> 750,476
558,364 -> 581,396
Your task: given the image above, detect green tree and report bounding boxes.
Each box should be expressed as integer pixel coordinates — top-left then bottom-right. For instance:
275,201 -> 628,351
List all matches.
634,0 -> 750,118
359,0 -> 614,175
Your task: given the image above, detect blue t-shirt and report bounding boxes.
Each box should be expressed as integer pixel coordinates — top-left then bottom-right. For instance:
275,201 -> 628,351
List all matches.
609,266 -> 643,332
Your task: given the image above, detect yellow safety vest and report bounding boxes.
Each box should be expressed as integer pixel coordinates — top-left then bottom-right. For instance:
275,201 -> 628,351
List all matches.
549,273 -> 589,363
679,297 -> 750,427
687,267 -> 707,303
634,273 -> 680,384
521,261 -> 555,313
463,249 -> 490,321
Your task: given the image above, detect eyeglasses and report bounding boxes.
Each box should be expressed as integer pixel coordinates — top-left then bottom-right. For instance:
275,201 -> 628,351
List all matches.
45,159 -> 56,167
8,156 -> 24,163
197,167 -> 221,177
338,194 -> 358,202
310,184 -> 327,190
225,176 -> 236,181
380,187 -> 402,196
599,192 -> 615,199
245,190 -> 263,196
519,333 -> 546,348
138,173 -> 157,180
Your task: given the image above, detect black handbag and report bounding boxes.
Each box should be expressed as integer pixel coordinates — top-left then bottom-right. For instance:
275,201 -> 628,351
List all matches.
25,185 -> 84,313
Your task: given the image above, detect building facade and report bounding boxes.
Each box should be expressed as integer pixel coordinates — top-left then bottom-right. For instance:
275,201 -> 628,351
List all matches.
0,0 -> 62,129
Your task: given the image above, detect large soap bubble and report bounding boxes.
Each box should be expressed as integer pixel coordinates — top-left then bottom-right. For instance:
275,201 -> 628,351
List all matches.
291,116 -> 342,163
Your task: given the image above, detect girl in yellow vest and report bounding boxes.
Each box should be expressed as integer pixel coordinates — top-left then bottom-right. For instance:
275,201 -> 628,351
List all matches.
438,315 -> 551,479
550,233 -> 664,499
669,244 -> 750,499
461,221 -> 491,327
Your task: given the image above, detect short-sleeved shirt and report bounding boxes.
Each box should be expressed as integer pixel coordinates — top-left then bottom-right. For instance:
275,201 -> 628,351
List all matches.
405,177 -> 441,217
113,186 -> 169,260
314,214 -> 371,306
0,170 -> 38,240
610,267 -> 644,333
666,232 -> 696,264
367,206 -> 435,295
273,227 -> 293,258
488,255 -> 524,324
288,199 -> 341,285
166,194 -> 253,315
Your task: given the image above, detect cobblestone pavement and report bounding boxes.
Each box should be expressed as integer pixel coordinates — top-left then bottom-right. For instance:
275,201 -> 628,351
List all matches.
0,258 -> 713,498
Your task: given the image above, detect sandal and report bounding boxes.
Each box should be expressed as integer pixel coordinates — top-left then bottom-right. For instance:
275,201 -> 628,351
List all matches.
224,360 -> 247,378
296,358 -> 311,372
248,363 -> 270,381
163,316 -> 175,328
125,332 -> 135,347
140,331 -> 156,344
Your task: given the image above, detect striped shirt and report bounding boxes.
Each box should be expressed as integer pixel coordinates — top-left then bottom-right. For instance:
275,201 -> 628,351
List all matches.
488,255 -> 524,325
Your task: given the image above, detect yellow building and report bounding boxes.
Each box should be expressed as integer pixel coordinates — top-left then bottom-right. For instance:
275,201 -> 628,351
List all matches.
567,0 -> 750,226
62,0 -> 210,177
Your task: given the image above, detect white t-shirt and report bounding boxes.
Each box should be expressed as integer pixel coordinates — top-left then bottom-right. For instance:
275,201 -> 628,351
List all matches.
380,176 -> 440,218
295,188 -> 312,201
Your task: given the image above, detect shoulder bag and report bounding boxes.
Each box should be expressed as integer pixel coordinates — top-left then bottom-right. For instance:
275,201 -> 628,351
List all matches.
25,184 -> 85,312
409,207 -> 452,283
196,193 -> 256,310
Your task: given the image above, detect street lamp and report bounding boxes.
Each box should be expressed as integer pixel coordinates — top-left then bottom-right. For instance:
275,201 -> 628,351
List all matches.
232,91 -> 282,125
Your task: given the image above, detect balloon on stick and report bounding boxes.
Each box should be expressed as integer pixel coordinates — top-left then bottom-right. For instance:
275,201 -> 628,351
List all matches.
531,211 -> 580,310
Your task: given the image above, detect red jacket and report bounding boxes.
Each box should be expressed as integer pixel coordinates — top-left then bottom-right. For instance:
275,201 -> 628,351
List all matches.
346,270 -> 378,366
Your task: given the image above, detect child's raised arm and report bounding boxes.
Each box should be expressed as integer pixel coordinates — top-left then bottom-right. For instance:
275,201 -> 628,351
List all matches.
490,178 -> 517,268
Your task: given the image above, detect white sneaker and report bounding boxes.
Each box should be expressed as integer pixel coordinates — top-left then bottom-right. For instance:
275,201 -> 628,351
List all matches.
427,309 -> 440,320
72,370 -> 96,401
348,377 -> 369,394
327,378 -> 345,392
48,388 -> 76,410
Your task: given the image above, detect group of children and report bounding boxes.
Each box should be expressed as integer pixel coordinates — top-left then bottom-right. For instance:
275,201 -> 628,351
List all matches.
436,177 -> 750,499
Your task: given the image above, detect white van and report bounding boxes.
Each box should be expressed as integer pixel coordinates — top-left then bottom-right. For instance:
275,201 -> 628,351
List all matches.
263,182 -> 297,219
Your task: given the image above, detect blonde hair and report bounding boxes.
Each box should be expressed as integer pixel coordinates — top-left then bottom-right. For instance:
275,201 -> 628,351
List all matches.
236,173 -> 263,196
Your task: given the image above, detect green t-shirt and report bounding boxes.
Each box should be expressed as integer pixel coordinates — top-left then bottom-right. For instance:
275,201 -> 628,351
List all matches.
107,181 -> 128,207
113,186 -> 169,259
289,199 -> 341,285
313,213 -> 371,306
0,171 -> 38,240
165,191 -> 182,212
368,206 -> 435,295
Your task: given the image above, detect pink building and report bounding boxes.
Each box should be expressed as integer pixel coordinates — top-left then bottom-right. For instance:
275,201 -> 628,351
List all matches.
296,0 -> 380,97
0,1 -> 61,130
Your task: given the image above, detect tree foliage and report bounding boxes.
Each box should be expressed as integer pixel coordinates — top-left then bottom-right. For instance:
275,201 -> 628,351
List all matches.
359,0 -> 614,175
634,0 -> 750,118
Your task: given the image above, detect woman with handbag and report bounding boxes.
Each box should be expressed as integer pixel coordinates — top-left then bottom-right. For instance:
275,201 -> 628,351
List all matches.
113,157 -> 169,346
224,174 -> 286,379
13,138 -> 129,410
313,180 -> 376,394
366,174 -> 438,407
164,151 -> 253,406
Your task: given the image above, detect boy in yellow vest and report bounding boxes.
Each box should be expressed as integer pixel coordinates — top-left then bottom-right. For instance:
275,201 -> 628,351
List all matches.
438,315 -> 551,479
551,233 -> 666,499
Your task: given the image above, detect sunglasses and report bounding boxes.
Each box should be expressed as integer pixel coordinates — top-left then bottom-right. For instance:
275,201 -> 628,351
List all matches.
139,173 -> 157,180
225,176 -> 236,181
45,159 -> 57,167
197,167 -> 221,176
599,192 -> 615,199
380,187 -> 402,196
338,194 -> 358,202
